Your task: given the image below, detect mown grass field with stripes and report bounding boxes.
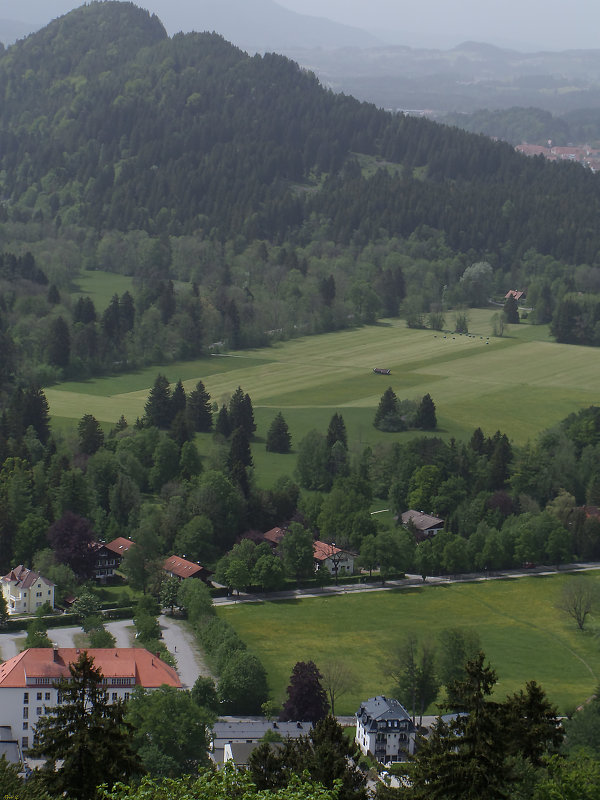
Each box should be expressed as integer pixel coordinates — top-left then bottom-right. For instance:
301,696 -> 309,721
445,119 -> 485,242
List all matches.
219,571 -> 600,715
47,309 -> 600,485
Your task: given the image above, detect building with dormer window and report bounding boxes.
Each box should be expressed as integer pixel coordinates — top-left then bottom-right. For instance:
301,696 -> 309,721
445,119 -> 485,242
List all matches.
355,696 -> 416,763
1,566 -> 55,615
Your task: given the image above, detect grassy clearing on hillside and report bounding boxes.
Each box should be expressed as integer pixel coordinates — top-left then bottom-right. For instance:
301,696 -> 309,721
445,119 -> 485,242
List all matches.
218,571 -> 600,715
71,270 -> 135,310
46,310 -> 600,471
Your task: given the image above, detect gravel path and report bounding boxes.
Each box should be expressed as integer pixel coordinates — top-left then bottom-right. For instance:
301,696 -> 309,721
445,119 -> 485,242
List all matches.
158,614 -> 214,688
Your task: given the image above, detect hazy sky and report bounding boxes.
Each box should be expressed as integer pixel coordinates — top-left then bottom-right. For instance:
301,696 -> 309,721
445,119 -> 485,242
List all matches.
9,0 -> 600,51
275,0 -> 600,50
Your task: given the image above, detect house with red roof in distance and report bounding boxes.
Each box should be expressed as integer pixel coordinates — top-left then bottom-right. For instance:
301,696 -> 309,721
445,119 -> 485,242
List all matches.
92,537 -> 135,583
505,289 -> 526,302
1,566 -> 55,615
0,647 -> 181,753
163,555 -> 213,583
262,526 -> 287,547
313,541 -> 355,577
401,510 -> 445,542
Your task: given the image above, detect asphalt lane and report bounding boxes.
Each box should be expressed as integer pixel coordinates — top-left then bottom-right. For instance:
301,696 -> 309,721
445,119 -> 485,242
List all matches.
212,562 -> 600,606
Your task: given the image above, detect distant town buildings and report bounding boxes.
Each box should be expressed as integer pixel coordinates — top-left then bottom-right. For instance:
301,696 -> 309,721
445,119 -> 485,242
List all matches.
516,142 -> 600,171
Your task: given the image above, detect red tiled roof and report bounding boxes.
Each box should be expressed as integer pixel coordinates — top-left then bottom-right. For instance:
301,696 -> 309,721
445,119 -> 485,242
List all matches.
103,537 -> 135,556
163,555 -> 207,579
0,648 -> 181,689
313,541 -> 342,562
1,565 -> 54,590
263,527 -> 286,545
505,290 -> 525,300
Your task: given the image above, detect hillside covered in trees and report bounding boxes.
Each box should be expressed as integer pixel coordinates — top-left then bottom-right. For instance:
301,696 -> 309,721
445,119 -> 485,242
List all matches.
2,2 -> 600,385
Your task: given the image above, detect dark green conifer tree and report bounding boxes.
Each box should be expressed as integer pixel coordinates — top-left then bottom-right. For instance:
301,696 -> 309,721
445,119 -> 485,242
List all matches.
326,413 -> 347,449
215,404 -> 231,438
266,412 -> 291,453
47,316 -> 71,368
415,394 -> 437,430
187,381 -> 213,432
144,374 -> 172,428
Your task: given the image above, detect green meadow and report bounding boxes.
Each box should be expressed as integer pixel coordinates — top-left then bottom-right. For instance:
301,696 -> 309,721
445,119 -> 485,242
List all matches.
218,571 -> 600,715
46,310 -> 600,486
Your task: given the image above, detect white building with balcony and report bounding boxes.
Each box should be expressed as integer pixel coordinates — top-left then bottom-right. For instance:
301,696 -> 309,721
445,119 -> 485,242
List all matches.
355,696 -> 416,763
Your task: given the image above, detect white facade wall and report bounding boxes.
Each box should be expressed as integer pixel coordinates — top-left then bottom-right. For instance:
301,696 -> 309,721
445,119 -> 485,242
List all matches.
1,680 -> 135,753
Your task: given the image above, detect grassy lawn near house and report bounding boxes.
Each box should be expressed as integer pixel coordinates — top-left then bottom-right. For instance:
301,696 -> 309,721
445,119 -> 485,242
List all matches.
218,571 -> 600,716
44,309 -> 600,487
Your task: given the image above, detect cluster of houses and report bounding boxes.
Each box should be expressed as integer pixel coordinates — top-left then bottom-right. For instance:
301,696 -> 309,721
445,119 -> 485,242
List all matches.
0,515 -> 448,769
515,142 -> 600,171
0,641 -> 417,768
2,509 -> 453,617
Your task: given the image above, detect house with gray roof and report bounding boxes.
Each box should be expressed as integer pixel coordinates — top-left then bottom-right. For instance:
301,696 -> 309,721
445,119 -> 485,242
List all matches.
355,696 -> 416,763
400,510 -> 444,541
211,718 -> 312,764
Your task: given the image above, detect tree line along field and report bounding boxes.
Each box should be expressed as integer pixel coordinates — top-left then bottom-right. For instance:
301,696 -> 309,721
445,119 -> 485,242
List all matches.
218,571 -> 600,716
46,309 -> 600,487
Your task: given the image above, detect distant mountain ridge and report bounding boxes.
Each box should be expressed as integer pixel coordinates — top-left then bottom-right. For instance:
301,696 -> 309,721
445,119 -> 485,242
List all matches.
0,0 -> 382,49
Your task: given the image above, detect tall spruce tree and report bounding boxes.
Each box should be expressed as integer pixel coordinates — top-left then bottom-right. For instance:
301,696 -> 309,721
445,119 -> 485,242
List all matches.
47,316 -> 71,368
326,413 -> 347,449
144,374 -> 172,428
415,393 -> 437,430
266,412 -> 291,453
187,381 -> 213,432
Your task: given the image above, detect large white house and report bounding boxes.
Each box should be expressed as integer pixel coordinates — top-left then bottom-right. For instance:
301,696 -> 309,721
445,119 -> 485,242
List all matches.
1,566 -> 55,615
0,647 -> 181,753
355,696 -> 417,763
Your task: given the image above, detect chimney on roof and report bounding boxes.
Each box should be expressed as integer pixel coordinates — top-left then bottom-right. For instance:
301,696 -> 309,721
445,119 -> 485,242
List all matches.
53,647 -> 58,662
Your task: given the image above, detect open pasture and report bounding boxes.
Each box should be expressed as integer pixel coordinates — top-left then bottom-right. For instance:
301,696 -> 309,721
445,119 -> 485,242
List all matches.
218,571 -> 600,715
46,311 -> 600,463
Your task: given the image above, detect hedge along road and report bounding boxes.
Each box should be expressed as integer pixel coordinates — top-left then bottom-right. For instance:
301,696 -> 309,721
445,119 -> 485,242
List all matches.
0,616 -> 213,689
212,562 -> 600,606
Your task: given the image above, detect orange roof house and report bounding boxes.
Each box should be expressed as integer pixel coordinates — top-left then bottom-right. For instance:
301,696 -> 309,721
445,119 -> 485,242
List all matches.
263,527 -> 287,546
313,541 -> 355,576
0,648 -> 181,753
92,537 -> 135,582
163,555 -> 212,582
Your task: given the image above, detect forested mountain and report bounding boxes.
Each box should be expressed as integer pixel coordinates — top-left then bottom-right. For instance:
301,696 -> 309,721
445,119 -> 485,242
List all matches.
3,2 -> 600,383
1,2 -> 600,259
